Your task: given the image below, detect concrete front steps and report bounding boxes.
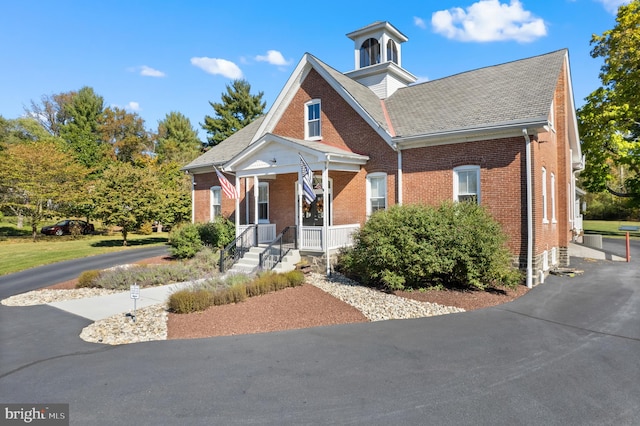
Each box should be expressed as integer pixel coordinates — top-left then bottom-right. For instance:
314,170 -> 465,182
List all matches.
226,245 -> 301,276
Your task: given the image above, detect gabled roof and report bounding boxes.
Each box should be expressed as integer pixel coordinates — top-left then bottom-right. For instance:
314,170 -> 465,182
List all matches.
385,49 -> 567,138
253,53 -> 393,145
182,116 -> 265,172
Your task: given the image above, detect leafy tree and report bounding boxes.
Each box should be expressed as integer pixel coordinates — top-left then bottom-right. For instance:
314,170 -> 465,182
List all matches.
92,162 -> 162,245
154,162 -> 192,228
24,91 -> 75,136
578,0 -> 640,205
100,106 -> 152,163
201,79 -> 266,147
59,86 -> 110,168
0,121 -> 89,240
156,111 -> 202,164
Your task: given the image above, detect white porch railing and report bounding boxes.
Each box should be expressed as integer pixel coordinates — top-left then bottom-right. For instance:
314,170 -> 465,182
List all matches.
237,224 -> 276,244
300,224 -> 360,252
573,215 -> 583,234
236,223 -> 359,251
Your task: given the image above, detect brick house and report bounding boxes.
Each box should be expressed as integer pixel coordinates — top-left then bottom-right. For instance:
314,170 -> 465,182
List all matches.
184,22 -> 584,287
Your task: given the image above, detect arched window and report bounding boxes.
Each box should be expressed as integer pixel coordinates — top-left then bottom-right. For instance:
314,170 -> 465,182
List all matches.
387,39 -> 398,64
360,38 -> 380,68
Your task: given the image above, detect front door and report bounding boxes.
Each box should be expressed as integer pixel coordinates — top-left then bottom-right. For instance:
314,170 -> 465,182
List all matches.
297,176 -> 332,227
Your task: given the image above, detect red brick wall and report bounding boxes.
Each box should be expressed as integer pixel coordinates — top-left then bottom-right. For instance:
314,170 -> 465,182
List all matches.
531,61 -> 572,260
192,172 -> 246,223
402,138 -> 527,256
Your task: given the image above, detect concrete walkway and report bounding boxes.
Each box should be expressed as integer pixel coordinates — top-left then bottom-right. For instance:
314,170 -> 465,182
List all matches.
569,241 -> 626,261
47,281 -> 193,321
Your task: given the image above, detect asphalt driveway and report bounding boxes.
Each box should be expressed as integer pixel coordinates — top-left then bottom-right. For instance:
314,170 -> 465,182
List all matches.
1,247 -> 639,425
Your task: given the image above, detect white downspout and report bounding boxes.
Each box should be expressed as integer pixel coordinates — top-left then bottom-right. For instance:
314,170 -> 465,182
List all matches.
396,145 -> 403,205
190,174 -> 195,223
523,129 -> 533,289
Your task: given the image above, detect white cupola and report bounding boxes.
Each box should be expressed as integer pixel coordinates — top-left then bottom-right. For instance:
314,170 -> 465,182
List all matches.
344,21 -> 417,99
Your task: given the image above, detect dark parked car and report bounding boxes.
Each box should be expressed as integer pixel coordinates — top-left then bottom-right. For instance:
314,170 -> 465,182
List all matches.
41,219 -> 95,236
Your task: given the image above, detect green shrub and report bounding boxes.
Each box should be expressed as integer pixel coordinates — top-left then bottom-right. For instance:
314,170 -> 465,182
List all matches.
169,224 -> 203,259
76,270 -> 101,288
339,202 -> 521,291
138,222 -> 153,235
197,217 -> 235,248
167,288 -> 213,313
284,270 -> 305,287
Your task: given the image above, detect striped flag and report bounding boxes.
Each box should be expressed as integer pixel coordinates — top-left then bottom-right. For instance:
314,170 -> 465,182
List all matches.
299,154 -> 316,204
214,166 -> 238,199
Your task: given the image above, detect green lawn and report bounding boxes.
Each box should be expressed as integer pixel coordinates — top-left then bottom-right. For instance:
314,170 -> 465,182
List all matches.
0,222 -> 169,276
583,219 -> 640,238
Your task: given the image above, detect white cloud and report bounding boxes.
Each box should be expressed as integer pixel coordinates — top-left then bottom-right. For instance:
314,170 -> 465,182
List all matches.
255,50 -> 291,66
595,0 -> 630,14
190,57 -> 243,79
414,16 -> 427,29
139,65 -> 166,77
432,0 -> 547,43
126,101 -> 140,111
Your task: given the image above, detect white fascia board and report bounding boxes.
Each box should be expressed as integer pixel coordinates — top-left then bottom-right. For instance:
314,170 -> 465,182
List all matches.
564,51 -> 582,163
251,54 -> 313,143
394,119 -> 549,149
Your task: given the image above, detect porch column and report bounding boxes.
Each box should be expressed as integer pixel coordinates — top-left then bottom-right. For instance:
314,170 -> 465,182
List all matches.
253,175 -> 259,225
234,174 -> 240,227
323,161 -> 330,276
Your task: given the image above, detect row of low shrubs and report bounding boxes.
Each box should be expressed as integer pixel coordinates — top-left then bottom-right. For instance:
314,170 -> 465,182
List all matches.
76,248 -> 219,290
167,270 -> 306,314
168,217 -> 235,259
337,201 -> 522,291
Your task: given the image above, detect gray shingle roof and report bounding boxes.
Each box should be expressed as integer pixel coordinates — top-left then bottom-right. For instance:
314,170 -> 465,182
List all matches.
384,49 -> 567,137
182,116 -> 265,171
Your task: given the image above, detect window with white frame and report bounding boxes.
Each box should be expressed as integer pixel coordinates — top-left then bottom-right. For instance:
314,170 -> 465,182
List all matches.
210,186 -> 221,220
454,166 -> 480,204
551,172 -> 556,223
258,182 -> 269,223
542,167 -> 548,223
305,100 -> 321,140
366,173 -> 387,215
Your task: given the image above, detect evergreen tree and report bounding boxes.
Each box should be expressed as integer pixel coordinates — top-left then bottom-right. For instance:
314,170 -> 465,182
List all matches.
156,111 -> 202,164
201,79 -> 266,147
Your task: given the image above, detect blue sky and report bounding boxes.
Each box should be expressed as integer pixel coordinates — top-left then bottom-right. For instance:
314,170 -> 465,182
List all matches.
0,0 -> 631,140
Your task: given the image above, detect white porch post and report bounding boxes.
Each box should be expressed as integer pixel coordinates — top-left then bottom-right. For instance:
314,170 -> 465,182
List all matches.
323,161 -> 330,276
234,174 -> 240,229
297,167 -> 303,251
253,175 -> 259,226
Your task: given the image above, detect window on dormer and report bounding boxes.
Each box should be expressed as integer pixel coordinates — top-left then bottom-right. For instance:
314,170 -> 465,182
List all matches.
387,40 -> 398,64
360,38 -> 380,67
305,99 -> 321,140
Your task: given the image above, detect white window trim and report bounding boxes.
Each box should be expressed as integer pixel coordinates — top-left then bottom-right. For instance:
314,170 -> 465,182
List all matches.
551,172 -> 557,223
453,165 -> 481,204
542,168 -> 549,223
305,99 -> 322,141
258,182 -> 269,224
210,186 -> 222,221
366,172 -> 387,216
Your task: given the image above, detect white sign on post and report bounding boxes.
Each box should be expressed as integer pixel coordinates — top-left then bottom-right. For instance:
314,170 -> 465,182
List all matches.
130,284 -> 140,299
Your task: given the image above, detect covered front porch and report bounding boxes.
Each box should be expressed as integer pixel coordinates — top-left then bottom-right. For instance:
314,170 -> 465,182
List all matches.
223,133 -> 369,264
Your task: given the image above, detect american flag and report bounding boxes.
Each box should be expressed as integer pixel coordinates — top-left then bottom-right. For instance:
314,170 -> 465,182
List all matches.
299,154 -> 316,204
214,167 -> 238,199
